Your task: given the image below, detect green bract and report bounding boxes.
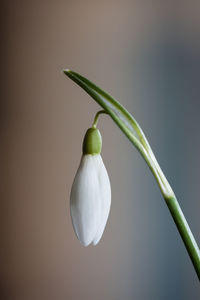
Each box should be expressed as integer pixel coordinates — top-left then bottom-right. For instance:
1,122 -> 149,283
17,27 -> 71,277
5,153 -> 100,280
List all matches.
82,127 -> 102,155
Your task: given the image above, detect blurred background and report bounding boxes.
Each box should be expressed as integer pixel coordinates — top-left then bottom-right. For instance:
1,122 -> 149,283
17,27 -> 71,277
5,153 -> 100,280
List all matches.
1,0 -> 200,299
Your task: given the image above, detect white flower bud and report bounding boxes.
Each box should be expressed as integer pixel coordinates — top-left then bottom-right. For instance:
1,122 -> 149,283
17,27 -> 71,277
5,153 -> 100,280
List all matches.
70,153 -> 111,246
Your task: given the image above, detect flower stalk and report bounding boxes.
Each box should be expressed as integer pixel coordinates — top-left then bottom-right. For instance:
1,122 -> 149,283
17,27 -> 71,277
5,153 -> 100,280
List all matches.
92,110 -> 107,128
64,69 -> 200,279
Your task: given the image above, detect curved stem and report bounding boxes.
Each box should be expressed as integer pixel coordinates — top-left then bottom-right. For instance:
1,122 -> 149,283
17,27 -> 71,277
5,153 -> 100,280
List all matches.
92,110 -> 107,128
165,195 -> 200,279
127,128 -> 200,280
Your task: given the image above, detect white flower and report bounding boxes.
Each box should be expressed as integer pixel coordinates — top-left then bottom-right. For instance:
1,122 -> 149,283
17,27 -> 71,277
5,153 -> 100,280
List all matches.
70,153 -> 111,246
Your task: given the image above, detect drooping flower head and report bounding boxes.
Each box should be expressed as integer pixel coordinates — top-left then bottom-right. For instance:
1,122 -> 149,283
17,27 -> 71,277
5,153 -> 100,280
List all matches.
70,126 -> 111,246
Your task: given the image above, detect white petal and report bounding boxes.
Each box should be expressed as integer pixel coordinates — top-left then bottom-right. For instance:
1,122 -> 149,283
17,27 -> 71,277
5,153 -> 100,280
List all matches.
70,155 -> 102,246
92,156 -> 111,245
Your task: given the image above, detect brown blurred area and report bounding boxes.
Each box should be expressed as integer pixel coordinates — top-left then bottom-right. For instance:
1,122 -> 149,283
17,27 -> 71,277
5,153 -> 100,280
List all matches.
1,1 -> 200,300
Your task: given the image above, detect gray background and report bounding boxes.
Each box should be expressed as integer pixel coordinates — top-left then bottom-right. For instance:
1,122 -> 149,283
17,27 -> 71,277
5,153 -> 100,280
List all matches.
1,0 -> 200,299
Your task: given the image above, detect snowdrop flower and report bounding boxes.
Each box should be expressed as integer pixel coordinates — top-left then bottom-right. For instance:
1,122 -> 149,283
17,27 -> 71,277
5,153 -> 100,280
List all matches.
70,127 -> 111,246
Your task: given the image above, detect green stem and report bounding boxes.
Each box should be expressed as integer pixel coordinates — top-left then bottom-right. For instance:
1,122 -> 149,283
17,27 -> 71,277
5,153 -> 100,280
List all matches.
129,131 -> 200,280
131,132 -> 200,279
165,195 -> 200,279
92,110 -> 107,128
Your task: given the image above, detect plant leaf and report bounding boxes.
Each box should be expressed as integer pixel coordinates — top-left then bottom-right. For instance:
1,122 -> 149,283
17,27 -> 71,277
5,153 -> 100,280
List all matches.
63,69 -> 146,152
